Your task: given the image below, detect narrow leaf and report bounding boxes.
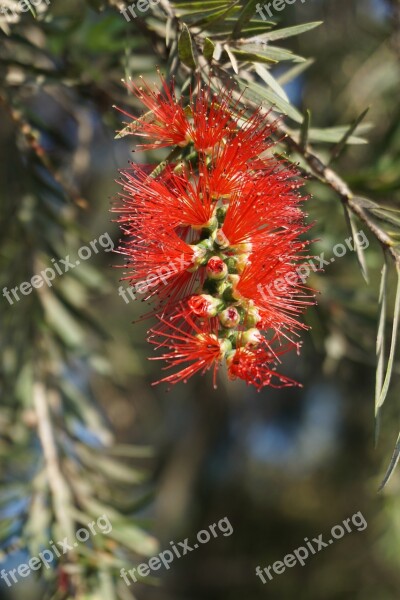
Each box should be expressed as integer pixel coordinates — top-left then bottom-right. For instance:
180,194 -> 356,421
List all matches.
247,21 -> 323,42
305,126 -> 370,145
379,432 -> 400,491
224,44 -> 239,73
377,264 -> 400,411
300,109 -> 311,151
330,107 -> 370,163
343,206 -> 369,283
178,24 -> 197,69
241,43 -> 306,63
204,37 -> 216,61
277,58 -> 315,86
235,76 -> 303,123
254,63 -> 289,101
232,0 -> 261,39
375,259 -> 388,445
230,48 -> 277,65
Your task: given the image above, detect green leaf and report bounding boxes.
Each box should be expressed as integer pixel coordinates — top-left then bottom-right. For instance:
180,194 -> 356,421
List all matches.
204,37 -> 216,61
300,109 -> 311,151
377,264 -> 400,414
254,63 -> 289,101
304,125 -> 370,145
232,0 -> 261,39
27,1 -> 37,18
208,20 -> 275,38
368,206 -> 400,228
224,44 -> 239,73
375,259 -> 388,445
76,444 -> 147,484
188,3 -> 240,28
277,58 -> 315,86
98,569 -> 117,600
178,24 -> 197,69
343,206 -> 369,284
240,43 -> 306,63
230,48 -> 277,65
235,76 -> 303,123
247,21 -> 323,42
379,431 -> 400,491
330,107 -> 370,163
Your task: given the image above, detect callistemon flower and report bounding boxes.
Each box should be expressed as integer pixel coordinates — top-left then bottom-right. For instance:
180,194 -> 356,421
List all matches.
117,73 -> 245,152
114,74 -> 315,390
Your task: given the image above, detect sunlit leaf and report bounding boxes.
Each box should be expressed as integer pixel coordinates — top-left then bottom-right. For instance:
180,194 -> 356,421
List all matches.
178,24 -> 197,69
235,76 -> 303,123
330,107 -> 370,163
379,431 -> 400,491
375,259 -> 387,445
377,264 -> 400,412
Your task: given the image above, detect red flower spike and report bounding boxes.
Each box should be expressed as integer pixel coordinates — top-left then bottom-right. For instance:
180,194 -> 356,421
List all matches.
149,313 -> 227,388
221,168 -> 305,250
235,238 -> 315,337
114,75 -> 315,389
118,232 -> 198,308
119,75 -> 247,153
227,344 -> 300,391
116,165 -> 214,231
117,76 -> 190,149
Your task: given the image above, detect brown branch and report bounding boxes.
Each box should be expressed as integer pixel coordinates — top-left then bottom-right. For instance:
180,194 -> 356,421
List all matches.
276,125 -> 400,267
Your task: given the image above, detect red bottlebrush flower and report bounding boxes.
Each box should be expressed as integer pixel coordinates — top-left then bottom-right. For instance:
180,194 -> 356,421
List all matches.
118,74 -> 245,152
114,75 -> 315,389
227,341 -> 300,390
117,226 -> 200,308
149,313 -> 228,388
221,167 -> 305,250
234,231 -> 314,336
117,76 -> 189,149
116,165 -> 214,231
205,117 -> 278,198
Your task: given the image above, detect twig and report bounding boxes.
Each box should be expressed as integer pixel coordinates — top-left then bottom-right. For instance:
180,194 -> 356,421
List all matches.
33,381 -> 75,548
276,124 -> 400,267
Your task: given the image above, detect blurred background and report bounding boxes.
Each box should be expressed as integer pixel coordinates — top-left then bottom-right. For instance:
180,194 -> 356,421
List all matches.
1,0 -> 400,598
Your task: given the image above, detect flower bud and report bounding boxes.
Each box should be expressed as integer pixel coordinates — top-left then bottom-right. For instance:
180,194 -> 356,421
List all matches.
188,294 -> 224,317
236,242 -> 253,253
235,253 -> 251,274
188,244 -> 208,271
240,328 -> 263,348
246,305 -> 261,328
218,306 -> 240,328
215,229 -> 230,249
206,256 -> 228,280
218,337 -> 233,358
